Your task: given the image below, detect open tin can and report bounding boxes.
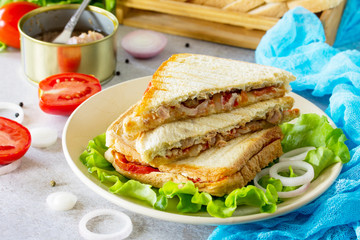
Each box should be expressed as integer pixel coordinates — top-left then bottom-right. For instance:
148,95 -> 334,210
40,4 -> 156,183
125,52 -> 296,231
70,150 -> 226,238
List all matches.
18,5 -> 118,84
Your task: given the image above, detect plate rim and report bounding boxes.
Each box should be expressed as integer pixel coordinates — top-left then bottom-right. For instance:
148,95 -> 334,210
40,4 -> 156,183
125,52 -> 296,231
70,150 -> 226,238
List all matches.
62,76 -> 342,225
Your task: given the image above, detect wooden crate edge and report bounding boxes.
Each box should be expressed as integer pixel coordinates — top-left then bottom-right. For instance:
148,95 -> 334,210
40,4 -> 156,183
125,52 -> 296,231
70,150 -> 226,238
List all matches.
117,0 -> 279,31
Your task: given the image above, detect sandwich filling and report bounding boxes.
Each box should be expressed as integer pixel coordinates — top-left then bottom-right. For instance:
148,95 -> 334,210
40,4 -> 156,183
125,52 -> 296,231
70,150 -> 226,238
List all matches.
106,136 -> 283,197
125,85 -> 286,135
151,107 -> 299,163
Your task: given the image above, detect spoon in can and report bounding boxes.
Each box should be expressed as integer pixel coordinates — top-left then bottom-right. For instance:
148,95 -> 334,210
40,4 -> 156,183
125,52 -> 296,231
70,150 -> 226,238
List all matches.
52,0 -> 91,44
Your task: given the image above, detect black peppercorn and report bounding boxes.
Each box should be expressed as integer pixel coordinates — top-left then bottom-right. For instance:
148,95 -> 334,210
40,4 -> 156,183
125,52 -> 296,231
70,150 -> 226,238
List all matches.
125,59 -> 129,64
19,102 -> 24,107
115,71 -> 121,76
15,113 -> 19,118
185,43 -> 190,48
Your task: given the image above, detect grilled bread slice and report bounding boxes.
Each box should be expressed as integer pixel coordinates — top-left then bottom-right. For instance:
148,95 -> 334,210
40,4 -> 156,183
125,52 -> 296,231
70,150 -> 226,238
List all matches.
122,53 -> 296,138
105,127 -> 283,197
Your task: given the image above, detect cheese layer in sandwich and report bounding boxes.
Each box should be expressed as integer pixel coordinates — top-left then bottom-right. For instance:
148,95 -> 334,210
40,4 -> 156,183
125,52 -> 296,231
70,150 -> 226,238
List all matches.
105,126 -> 283,197
123,53 -> 296,137
106,96 -> 299,167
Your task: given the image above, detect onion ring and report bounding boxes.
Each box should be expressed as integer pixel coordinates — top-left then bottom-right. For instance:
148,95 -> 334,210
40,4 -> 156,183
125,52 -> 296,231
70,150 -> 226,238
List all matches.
79,209 -> 133,240
0,159 -> 22,175
253,168 -> 270,192
279,147 -> 316,162
269,160 -> 314,187
0,102 -> 24,124
277,182 -> 311,198
254,167 -> 312,198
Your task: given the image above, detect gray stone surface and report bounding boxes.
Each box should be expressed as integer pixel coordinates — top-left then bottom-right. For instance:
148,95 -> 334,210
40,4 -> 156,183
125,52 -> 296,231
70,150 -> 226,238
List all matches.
0,25 -> 255,240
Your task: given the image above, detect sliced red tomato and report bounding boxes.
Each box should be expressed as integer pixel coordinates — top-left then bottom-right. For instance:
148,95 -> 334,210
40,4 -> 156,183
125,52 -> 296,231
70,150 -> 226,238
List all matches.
0,2 -> 39,49
38,73 -> 101,116
0,117 -> 31,165
252,86 -> 276,96
114,153 -> 159,174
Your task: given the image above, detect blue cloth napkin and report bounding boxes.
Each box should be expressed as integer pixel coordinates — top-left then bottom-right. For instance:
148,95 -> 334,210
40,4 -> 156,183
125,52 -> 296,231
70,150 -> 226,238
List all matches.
209,2 -> 360,239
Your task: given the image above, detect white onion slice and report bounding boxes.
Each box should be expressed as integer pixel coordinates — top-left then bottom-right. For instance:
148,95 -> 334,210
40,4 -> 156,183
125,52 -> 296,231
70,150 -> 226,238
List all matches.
277,182 -> 310,198
279,147 -> 316,162
121,30 -> 167,59
79,209 -> 133,240
253,167 -> 270,192
179,104 -> 198,116
30,127 -> 57,148
254,167 -> 311,198
46,192 -> 77,211
0,102 -> 24,123
179,100 -> 209,116
269,160 -> 314,187
195,101 -> 209,115
0,159 -> 22,175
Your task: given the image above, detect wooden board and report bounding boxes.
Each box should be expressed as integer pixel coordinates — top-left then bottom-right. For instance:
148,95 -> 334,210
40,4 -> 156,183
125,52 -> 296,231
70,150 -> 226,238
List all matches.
119,9 -> 266,49
116,0 -> 346,49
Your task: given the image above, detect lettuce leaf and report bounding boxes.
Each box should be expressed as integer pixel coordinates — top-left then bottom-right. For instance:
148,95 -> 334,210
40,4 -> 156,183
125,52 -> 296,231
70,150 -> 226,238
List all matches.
80,134 -> 160,209
281,113 -> 350,178
80,133 -> 113,170
79,113 -> 350,218
225,185 -> 278,214
160,181 -> 279,217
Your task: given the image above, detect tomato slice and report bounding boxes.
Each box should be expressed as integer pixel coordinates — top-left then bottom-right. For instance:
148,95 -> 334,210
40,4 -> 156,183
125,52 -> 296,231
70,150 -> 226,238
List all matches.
114,153 -> 159,174
0,117 -> 31,165
38,73 -> 101,116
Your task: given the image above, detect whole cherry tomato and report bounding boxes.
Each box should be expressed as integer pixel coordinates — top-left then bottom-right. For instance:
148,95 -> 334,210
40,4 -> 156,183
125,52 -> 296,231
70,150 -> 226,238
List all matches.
0,2 -> 39,48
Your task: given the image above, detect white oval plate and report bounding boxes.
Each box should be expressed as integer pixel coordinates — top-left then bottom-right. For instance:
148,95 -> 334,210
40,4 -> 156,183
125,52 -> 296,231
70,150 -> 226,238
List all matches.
62,76 -> 342,225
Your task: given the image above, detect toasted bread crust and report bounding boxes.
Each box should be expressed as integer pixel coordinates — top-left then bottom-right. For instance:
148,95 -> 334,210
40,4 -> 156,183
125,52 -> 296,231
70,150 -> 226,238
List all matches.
106,104 -> 144,164
106,138 -> 282,197
195,139 -> 282,196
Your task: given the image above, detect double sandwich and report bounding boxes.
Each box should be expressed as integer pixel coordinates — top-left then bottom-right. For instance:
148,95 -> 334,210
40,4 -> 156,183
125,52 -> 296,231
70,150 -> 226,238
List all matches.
105,53 -> 300,197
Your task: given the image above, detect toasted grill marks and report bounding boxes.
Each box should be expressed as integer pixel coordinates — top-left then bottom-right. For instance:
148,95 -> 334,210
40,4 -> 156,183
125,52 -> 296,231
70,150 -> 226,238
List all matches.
125,54 -> 295,136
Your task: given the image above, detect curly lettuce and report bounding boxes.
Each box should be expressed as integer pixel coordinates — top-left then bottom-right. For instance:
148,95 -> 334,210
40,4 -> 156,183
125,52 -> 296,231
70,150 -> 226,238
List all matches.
281,113 -> 350,178
80,113 -> 350,218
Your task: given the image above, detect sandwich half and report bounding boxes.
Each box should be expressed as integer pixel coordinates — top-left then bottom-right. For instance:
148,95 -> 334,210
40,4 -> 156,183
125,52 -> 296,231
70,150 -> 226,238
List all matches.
122,53 -> 296,138
105,126 -> 283,197
106,96 -> 299,167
